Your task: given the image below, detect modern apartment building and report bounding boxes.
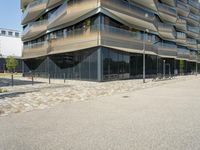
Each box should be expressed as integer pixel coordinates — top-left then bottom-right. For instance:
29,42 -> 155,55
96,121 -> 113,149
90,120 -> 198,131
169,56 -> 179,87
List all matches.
21,0 -> 200,81
0,28 -> 22,72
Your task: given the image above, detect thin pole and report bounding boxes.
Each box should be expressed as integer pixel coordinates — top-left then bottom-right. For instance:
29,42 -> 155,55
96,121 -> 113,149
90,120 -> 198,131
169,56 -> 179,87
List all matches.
143,31 -> 146,83
196,61 -> 198,76
11,73 -> 14,87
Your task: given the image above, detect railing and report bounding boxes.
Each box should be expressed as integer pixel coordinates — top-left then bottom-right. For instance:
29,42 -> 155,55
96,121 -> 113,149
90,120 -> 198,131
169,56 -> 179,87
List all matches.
49,0 -> 99,24
22,0 -> 48,19
177,1 -> 189,9
158,22 -> 175,32
48,0 -> 68,23
177,47 -> 190,59
187,38 -> 197,45
189,12 -> 200,21
23,20 -> 48,35
157,2 -> 177,15
24,24 -> 158,55
188,0 -> 200,9
177,17 -> 187,24
187,26 -> 200,33
101,0 -> 155,20
24,41 -> 48,49
190,51 -> 198,60
156,42 -> 177,49
177,32 -> 186,39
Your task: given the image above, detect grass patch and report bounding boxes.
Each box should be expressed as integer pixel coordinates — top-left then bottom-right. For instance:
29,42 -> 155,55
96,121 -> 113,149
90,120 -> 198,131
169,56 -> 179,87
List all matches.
0,73 -> 22,78
0,88 -> 8,93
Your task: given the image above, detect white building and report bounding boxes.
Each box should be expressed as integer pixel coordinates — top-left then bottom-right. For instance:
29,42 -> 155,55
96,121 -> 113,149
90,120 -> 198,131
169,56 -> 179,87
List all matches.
0,28 -> 22,57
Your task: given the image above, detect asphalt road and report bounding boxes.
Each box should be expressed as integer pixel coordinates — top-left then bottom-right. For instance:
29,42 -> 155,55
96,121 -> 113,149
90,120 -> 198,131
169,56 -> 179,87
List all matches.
0,78 -> 200,150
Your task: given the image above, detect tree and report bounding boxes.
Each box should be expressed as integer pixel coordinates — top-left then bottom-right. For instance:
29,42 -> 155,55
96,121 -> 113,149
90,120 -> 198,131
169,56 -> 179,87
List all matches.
6,56 -> 18,73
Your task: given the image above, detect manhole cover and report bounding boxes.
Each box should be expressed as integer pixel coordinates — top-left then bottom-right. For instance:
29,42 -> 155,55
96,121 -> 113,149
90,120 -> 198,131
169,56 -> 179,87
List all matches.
123,96 -> 129,98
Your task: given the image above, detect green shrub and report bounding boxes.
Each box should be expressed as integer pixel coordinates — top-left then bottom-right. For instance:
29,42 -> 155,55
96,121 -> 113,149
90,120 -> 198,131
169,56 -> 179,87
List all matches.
0,88 -> 8,93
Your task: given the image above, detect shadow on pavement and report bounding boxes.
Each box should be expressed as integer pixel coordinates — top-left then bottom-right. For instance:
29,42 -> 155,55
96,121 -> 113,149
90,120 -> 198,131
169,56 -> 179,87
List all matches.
0,78 -> 43,87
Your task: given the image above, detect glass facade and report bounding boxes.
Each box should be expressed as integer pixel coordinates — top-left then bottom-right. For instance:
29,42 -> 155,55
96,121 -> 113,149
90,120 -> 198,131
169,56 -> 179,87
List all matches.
24,46 -> 199,81
24,48 -> 98,81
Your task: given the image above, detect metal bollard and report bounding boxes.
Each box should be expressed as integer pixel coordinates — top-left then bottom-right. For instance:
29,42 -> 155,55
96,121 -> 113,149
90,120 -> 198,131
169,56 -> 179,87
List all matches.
48,74 -> 51,84
64,73 -> 66,83
11,74 -> 14,87
31,75 -> 34,85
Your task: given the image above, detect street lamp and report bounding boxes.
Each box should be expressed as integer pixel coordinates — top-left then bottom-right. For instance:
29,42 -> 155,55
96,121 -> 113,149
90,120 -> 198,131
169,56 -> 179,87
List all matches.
143,28 -> 149,83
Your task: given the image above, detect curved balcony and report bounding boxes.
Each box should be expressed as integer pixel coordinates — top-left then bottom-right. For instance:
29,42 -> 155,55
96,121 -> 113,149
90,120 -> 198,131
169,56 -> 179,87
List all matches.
129,0 -> 157,12
176,1 -> 190,17
176,32 -> 187,44
155,41 -> 177,58
187,38 -> 197,49
21,0 -> 34,9
22,20 -> 48,40
187,25 -> 199,38
157,22 -> 176,40
160,0 -> 176,7
49,24 -> 157,55
176,18 -> 187,31
23,42 -> 49,59
49,25 -> 99,55
189,50 -> 198,61
100,25 -> 156,54
22,0 -> 48,25
188,0 -> 199,13
48,0 -> 99,29
187,12 -> 200,25
177,47 -> 190,59
47,0 -> 63,8
157,2 -> 177,23
101,0 -> 157,32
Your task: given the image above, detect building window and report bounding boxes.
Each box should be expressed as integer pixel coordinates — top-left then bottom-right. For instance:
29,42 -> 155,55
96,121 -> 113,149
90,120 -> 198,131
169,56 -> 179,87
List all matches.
8,31 -> 13,36
15,32 -> 19,37
1,30 -> 6,35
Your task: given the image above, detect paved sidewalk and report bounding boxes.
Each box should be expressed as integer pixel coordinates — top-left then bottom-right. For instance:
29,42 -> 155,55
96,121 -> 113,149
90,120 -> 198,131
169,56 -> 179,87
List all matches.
0,75 -> 199,116
0,77 -> 200,150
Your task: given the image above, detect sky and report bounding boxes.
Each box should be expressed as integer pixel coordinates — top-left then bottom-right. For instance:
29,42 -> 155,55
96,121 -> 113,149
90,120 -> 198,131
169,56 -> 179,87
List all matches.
0,0 -> 22,31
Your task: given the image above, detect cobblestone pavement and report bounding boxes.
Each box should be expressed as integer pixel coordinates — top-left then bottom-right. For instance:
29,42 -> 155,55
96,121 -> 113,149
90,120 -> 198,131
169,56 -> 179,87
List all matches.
0,75 -> 199,117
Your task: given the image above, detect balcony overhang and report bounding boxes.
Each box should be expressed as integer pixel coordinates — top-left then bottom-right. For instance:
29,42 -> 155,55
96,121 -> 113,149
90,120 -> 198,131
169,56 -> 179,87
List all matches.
129,0 -> 157,12
48,0 -> 98,29
22,1 -> 47,25
22,43 -> 49,59
160,0 -> 176,7
176,1 -> 190,17
157,3 -> 177,23
47,0 -> 63,8
22,21 -> 48,41
157,23 -> 176,40
21,0 -> 34,9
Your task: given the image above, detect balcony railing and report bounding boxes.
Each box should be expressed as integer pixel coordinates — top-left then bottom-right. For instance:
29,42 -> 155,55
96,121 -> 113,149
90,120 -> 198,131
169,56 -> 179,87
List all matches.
22,0 -> 48,24
23,20 -> 48,36
188,12 -> 200,21
23,41 -> 49,58
24,24 -> 158,56
47,0 -> 63,8
188,0 -> 200,9
48,0 -> 68,23
157,22 -> 175,32
157,2 -> 177,16
177,32 -> 186,39
187,26 -> 200,33
177,47 -> 190,59
48,0 -> 99,28
190,51 -> 198,60
101,0 -> 155,21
